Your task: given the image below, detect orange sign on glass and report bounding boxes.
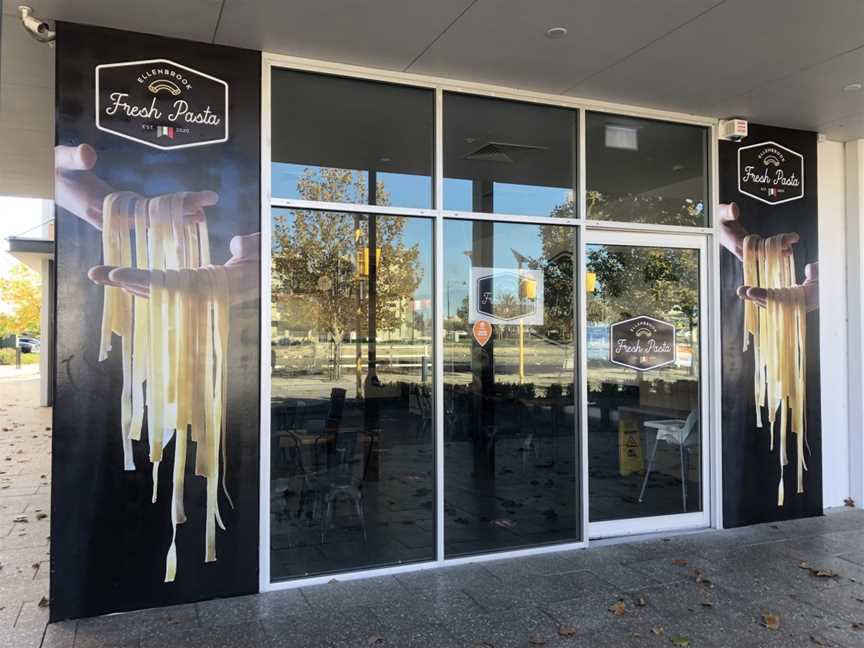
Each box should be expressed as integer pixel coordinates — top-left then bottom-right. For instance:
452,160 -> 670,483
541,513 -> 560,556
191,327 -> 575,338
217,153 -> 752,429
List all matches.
472,320 -> 493,347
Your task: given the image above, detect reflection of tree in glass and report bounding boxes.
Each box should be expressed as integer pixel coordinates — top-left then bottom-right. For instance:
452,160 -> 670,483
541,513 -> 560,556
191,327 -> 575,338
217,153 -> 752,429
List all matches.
491,290 -> 519,319
536,225 -> 575,342
587,245 -> 698,343
272,168 -> 422,379
586,190 -> 704,225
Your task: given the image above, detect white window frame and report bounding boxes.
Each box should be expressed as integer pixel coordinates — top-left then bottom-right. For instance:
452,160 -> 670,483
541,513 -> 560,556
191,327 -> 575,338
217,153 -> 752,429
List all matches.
260,52 -> 722,593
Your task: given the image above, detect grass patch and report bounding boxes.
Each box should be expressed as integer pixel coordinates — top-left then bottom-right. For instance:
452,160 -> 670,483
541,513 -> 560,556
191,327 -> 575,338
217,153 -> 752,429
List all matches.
0,349 -> 40,365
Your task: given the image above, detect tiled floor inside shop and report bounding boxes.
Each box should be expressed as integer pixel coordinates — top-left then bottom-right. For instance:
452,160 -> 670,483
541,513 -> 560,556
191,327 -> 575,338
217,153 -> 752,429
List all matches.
48,509 -> 864,648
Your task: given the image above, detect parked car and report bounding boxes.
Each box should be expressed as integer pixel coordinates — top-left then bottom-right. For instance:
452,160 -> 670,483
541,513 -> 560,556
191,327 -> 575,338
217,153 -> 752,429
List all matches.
17,336 -> 40,353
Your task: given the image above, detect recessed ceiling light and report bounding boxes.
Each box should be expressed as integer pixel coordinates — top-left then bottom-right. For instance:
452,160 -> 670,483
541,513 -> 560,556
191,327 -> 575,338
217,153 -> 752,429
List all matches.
842,82 -> 863,93
545,27 -> 568,39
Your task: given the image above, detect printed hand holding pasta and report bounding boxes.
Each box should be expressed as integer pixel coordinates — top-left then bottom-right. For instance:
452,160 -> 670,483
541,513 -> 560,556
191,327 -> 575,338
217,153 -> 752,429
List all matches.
98,191 -> 231,582
741,233 -> 808,506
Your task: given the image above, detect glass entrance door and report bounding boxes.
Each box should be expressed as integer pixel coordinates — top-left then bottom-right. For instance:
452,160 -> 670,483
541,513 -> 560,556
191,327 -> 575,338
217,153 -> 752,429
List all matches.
585,232 -> 708,537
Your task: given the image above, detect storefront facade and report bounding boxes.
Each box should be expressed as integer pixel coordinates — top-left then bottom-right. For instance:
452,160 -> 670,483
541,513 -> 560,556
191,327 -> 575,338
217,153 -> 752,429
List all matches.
260,54 -> 719,593
41,19 -> 834,622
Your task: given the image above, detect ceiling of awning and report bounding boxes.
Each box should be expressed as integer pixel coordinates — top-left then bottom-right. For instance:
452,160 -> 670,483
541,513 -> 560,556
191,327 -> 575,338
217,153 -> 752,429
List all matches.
3,0 -> 864,141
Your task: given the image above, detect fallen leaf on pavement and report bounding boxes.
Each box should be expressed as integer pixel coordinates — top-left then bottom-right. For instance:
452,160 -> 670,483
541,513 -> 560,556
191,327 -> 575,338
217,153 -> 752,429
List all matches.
38,597 -> 49,608
671,559 -> 688,567
366,636 -> 383,645
670,635 -> 690,646
558,627 -> 577,637
800,562 -> 839,578
761,613 -> 781,630
636,596 -> 647,607
609,600 -> 626,616
651,626 -> 665,636
528,636 -> 546,646
812,569 -> 837,578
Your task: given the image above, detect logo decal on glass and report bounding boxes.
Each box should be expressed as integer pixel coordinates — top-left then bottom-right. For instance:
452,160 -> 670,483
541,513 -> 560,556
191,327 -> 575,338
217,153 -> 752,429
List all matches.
472,320 -> 493,347
96,59 -> 228,150
469,267 -> 544,325
738,141 -> 804,205
609,316 -> 676,371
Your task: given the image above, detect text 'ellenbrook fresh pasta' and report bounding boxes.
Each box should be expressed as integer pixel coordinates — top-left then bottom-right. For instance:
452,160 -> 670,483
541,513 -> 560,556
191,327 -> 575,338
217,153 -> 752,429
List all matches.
99,191 -> 232,582
742,233 -> 808,506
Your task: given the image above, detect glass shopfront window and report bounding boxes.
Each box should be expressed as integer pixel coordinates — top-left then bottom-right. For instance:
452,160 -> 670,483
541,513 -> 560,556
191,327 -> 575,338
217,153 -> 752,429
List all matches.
586,113 -> 709,227
269,208 -> 434,579
443,93 -> 577,218
267,66 -> 714,583
271,70 -> 435,209
443,220 -> 579,556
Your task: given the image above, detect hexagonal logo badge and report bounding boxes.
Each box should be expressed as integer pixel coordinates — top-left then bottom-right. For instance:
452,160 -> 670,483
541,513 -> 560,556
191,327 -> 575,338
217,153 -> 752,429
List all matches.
470,267 -> 544,325
96,59 -> 228,150
609,315 -> 676,371
738,141 -> 804,205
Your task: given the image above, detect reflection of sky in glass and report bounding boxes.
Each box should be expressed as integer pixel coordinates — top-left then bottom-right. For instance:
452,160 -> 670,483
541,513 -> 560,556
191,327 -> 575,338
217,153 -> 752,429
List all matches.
378,172 -> 432,209
274,164 -> 571,217
272,163 -> 432,209
443,178 -> 572,217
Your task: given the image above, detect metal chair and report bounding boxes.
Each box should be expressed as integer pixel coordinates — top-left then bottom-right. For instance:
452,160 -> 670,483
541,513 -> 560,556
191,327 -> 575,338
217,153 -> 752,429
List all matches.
273,400 -> 306,475
320,423 -> 366,543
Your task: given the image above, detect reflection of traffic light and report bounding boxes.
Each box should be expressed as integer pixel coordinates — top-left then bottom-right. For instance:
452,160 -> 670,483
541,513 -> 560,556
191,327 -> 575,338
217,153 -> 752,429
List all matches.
356,247 -> 382,276
518,276 -> 537,300
585,271 -> 597,292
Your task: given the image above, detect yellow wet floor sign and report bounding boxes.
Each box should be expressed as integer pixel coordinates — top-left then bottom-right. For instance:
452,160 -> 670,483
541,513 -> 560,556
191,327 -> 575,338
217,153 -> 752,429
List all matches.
619,415 -> 644,477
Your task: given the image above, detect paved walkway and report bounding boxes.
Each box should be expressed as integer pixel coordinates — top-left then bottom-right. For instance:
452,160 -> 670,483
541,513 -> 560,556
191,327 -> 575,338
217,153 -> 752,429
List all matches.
50,511 -> 864,648
4,371 -> 864,647
0,366 -> 51,648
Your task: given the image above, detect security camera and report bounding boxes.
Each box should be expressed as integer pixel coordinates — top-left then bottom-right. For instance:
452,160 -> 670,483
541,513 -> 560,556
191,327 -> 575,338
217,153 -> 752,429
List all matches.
18,5 -> 55,44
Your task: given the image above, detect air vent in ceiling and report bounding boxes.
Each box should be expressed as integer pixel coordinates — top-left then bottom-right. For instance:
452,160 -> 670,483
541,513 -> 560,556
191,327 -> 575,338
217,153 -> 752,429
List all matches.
463,141 -> 547,163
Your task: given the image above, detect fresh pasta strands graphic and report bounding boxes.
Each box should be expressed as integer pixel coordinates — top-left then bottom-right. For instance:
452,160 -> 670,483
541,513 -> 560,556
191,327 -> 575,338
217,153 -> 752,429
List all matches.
99,192 -> 137,471
741,233 -> 808,506
97,192 -> 231,583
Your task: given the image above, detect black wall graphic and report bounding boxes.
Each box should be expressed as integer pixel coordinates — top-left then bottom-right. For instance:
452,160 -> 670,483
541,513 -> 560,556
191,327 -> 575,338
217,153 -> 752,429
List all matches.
720,124 -> 822,528
52,23 -> 261,620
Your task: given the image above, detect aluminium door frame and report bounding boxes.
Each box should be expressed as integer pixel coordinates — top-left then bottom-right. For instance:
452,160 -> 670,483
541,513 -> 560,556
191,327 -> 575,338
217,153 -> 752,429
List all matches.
259,52 -> 721,592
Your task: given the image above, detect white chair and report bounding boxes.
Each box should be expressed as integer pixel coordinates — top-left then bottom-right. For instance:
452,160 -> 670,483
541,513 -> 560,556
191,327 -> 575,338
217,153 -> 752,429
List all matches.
638,411 -> 699,512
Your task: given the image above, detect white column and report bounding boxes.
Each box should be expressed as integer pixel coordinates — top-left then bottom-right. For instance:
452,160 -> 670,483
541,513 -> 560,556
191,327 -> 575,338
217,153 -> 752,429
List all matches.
845,139 -> 864,508
818,140 -> 848,508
